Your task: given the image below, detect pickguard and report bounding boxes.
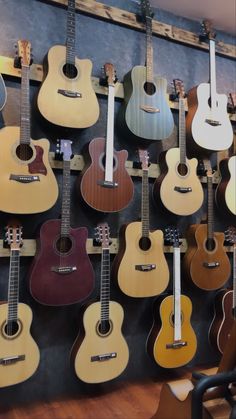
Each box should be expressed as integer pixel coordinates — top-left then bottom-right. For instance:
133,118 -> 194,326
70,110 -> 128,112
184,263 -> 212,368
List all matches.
28,145 -> 47,175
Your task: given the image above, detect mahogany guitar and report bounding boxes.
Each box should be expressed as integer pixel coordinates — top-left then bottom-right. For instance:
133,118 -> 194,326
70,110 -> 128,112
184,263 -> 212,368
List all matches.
118,0 -> 174,142
183,163 -> 231,290
0,73 -> 7,111
0,40 -> 58,214
112,149 -> 169,297
29,140 -> 94,306
153,79 -> 204,215
71,223 -> 129,383
0,223 -> 40,388
146,227 -> 197,368
209,226 -> 236,354
186,20 -> 233,155
78,63 -> 134,212
37,0 -> 99,128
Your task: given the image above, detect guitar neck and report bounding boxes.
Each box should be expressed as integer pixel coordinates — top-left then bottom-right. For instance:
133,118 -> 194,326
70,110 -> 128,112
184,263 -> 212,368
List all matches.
209,39 -> 217,111
141,167 -> 150,238
105,84 -> 115,183
173,246 -> 182,341
7,249 -> 20,324
145,16 -> 153,83
20,65 -> 31,145
233,245 -> 236,317
61,160 -> 71,237
100,247 -> 110,331
207,173 -> 214,241
66,0 -> 76,65
179,97 -> 187,165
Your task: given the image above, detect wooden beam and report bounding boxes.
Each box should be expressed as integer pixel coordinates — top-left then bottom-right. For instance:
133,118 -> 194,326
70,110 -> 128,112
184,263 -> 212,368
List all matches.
40,0 -> 236,60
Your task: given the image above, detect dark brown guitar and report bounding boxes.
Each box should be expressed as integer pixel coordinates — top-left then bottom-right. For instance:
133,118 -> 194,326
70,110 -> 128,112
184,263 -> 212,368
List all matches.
29,140 -> 94,306
209,226 -> 236,354
78,63 -> 134,212
182,163 -> 231,290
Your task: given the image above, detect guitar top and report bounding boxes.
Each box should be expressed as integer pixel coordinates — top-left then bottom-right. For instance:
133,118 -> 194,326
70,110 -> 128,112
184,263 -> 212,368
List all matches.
0,73 -> 7,111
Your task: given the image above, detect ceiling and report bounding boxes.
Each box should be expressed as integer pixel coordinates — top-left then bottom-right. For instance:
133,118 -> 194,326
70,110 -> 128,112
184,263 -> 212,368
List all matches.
151,0 -> 236,35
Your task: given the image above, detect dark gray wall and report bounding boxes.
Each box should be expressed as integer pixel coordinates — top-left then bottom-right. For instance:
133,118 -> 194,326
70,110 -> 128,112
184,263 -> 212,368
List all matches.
0,0 -> 235,407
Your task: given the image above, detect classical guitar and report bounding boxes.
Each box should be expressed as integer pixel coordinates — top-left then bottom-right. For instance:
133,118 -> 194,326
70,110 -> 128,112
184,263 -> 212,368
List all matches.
153,79 -> 204,215
0,40 -> 58,214
183,163 -> 231,290
71,223 -> 129,383
209,226 -> 236,354
147,227 -> 197,368
112,149 -> 169,297
79,63 -> 134,212
0,73 -> 7,111
37,0 -> 99,128
186,20 -> 233,155
0,223 -> 40,388
118,0 -> 174,142
29,139 -> 94,306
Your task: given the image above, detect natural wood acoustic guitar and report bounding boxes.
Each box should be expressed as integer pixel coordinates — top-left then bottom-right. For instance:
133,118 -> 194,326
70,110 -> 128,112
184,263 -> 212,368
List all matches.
147,227 -> 197,368
0,40 -> 58,214
182,163 -> 231,290
78,63 -> 134,212
0,222 -> 40,388
153,79 -> 203,215
37,0 -> 99,128
29,139 -> 94,306
71,223 -> 129,383
185,20 -> 233,155
0,73 -> 7,111
118,0 -> 174,142
112,149 -> 169,297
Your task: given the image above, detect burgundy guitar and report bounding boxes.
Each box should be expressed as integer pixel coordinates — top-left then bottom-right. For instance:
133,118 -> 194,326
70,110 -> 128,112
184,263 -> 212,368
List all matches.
78,63 -> 134,212
29,140 -> 95,306
208,226 -> 236,354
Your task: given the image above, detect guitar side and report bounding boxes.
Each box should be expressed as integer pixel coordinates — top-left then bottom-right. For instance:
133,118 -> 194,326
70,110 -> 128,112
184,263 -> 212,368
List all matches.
37,45 -> 99,128
71,301 -> 129,383
0,126 -> 58,214
113,222 -> 169,297
0,303 -> 40,388
0,73 -> 7,111
216,156 -> 236,216
29,219 -> 94,306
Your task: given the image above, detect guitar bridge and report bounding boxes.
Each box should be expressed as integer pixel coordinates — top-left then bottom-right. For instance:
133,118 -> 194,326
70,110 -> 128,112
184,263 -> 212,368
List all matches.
97,180 -> 118,188
58,89 -> 82,98
203,262 -> 220,269
166,341 -> 187,349
140,105 -> 160,113
205,118 -> 221,126
10,174 -> 40,183
51,266 -> 77,274
0,355 -> 25,365
135,264 -> 156,271
91,352 -> 117,362
174,186 -> 192,193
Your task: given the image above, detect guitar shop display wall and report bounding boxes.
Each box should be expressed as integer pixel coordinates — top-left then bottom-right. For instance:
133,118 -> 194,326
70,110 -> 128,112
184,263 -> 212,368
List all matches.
0,0 -> 235,404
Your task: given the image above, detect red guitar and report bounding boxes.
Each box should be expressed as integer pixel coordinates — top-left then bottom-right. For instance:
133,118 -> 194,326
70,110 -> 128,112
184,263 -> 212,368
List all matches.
29,140 -> 95,306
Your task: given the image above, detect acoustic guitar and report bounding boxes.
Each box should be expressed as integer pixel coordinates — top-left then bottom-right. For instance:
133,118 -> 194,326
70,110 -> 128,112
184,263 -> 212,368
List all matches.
118,0 -> 174,142
186,20 -> 233,155
37,0 -> 99,128
112,149 -> 169,297
0,73 -> 7,111
182,163 -> 231,290
153,79 -> 204,215
71,223 -> 129,384
0,222 -> 40,388
29,139 -> 94,306
78,63 -> 134,212
146,227 -> 197,368
0,40 -> 58,214
209,226 -> 236,354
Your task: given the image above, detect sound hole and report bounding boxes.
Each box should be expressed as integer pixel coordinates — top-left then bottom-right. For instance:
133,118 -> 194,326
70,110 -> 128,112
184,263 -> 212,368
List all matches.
139,237 -> 151,251
16,144 -> 33,161
177,163 -> 188,176
206,238 -> 216,252
101,155 -> 116,169
56,236 -> 72,254
144,82 -> 156,96
63,63 -> 78,79
4,320 -> 20,337
170,312 -> 184,326
97,320 -> 112,337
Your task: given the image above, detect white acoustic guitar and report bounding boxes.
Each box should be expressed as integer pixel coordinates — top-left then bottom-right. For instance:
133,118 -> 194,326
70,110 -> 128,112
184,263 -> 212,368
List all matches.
0,223 -> 40,388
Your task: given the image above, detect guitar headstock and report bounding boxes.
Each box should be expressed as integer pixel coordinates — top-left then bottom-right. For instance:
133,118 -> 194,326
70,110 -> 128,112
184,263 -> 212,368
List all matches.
200,19 -> 216,42
103,63 -> 117,87
5,222 -> 23,251
225,226 -> 236,246
173,79 -> 186,99
164,226 -> 180,248
95,223 -> 110,249
15,40 -> 33,69
55,139 -> 73,161
140,0 -> 154,21
138,148 -> 149,170
203,159 -> 214,178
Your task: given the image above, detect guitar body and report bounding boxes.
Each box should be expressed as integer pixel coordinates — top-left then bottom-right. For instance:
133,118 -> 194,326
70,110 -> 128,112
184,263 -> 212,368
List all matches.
37,45 -> 99,128
186,84 -> 233,155
120,66 -> 174,141
0,303 -> 40,387
0,73 -> 7,111
182,224 -> 231,290
147,295 -> 197,368
29,219 -> 94,306
153,148 -> 203,215
79,137 -> 134,212
208,289 -> 234,354
0,126 -> 58,214
112,222 -> 169,297
216,156 -> 236,216
71,301 -> 129,383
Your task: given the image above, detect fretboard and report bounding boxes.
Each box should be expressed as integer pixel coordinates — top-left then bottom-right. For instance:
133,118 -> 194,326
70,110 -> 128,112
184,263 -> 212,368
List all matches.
209,39 -> 217,111
207,174 -> 214,240
100,248 -> 110,324
173,246 -> 181,341
66,0 -> 76,65
145,16 -> 153,83
179,97 -> 187,165
141,168 -> 149,238
20,65 -> 31,145
61,160 -> 71,237
7,250 -> 20,323
104,84 -> 115,183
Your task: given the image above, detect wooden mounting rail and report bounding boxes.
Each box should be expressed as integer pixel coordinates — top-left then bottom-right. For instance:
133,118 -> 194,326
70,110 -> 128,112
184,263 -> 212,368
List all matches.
40,0 -> 236,60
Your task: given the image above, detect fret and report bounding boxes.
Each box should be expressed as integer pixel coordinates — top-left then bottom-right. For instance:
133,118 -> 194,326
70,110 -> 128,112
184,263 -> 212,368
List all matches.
207,174 -> 214,240
7,250 -> 20,323
20,65 -> 31,145
61,160 -> 71,237
146,16 -> 153,83
179,98 -> 186,165
66,0 -> 76,65
141,169 -> 149,238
